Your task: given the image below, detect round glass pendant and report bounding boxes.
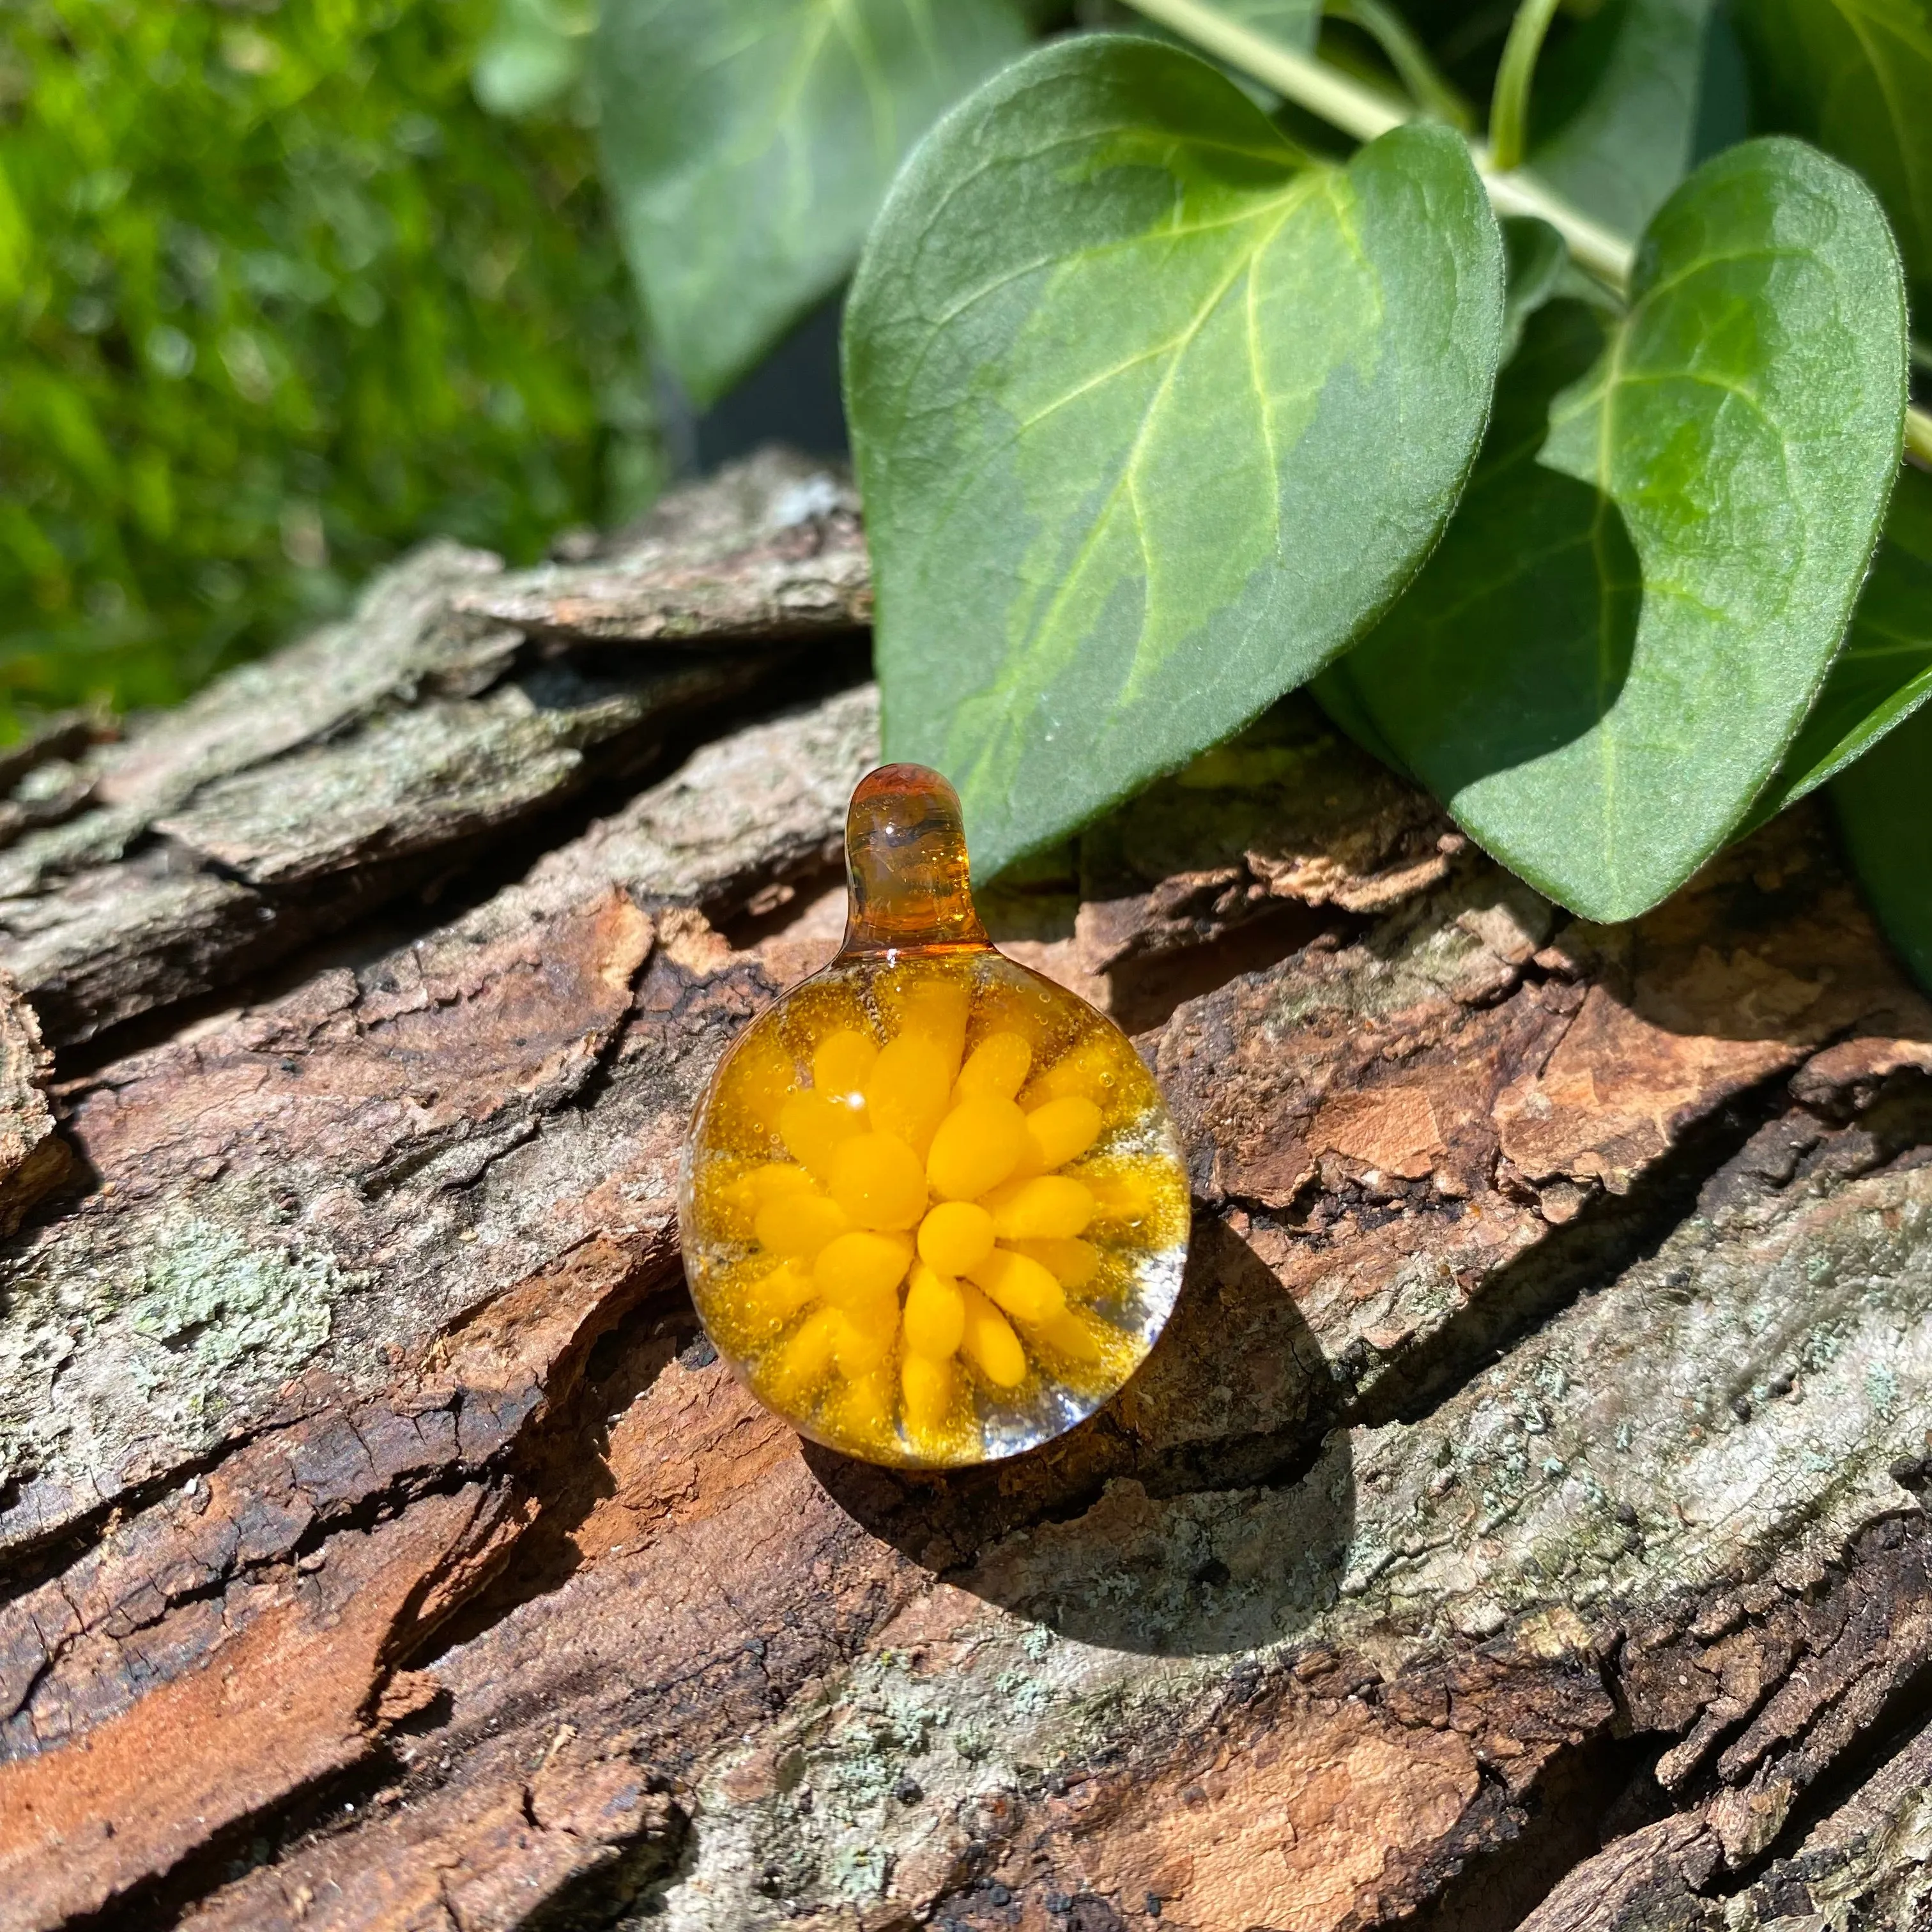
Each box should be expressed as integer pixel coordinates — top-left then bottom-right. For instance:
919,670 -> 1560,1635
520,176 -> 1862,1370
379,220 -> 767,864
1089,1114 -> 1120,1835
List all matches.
678,764 -> 1190,1468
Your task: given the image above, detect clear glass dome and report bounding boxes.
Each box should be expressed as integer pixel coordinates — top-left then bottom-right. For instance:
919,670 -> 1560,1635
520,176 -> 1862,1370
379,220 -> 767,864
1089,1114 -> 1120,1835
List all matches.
678,765 -> 1190,1468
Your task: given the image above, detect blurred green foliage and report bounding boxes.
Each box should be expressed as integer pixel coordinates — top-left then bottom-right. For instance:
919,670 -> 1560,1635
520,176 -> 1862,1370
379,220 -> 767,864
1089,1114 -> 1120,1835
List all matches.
0,0 -> 657,732
474,0 -> 595,118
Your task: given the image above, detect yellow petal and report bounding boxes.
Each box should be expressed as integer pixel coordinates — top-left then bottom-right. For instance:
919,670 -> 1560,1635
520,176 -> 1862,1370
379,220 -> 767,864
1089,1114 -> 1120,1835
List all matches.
1009,1236 -> 1100,1292
1021,1037 -> 1118,1111
1023,1306 -> 1103,1364
813,1229 -> 914,1308
916,1200 -> 996,1276
892,977 -> 970,1076
1025,1096 -> 1103,1170
720,1031 -> 799,1139
737,1259 -> 819,1333
812,1028 -> 879,1101
901,1351 -> 960,1444
966,1246 -> 1066,1325
926,1095 -> 1026,1202
765,1305 -> 841,1406
779,1089 -> 866,1184
903,1261 -> 967,1358
829,1364 -> 899,1448
745,1162 -> 818,1208
958,1282 -> 1027,1389
955,1031 -> 1032,1103
829,1296 -> 898,1376
829,1131 -> 928,1231
1080,1165 -> 1181,1237
865,1033 -> 953,1156
985,1174 -> 1096,1241
755,1192 -> 850,1261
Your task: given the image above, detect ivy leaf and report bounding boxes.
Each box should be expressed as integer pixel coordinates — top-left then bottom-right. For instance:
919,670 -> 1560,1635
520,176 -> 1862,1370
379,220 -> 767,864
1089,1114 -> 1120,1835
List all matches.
1834,701 -> 1932,990
1733,0 -> 1932,311
597,0 -> 1031,406
1748,462 -> 1932,825
846,35 -> 1505,880
1329,137 -> 1906,923
1501,215 -> 1568,359
1313,211 -> 1565,767
1308,661 -> 1414,777
1528,0 -> 1722,234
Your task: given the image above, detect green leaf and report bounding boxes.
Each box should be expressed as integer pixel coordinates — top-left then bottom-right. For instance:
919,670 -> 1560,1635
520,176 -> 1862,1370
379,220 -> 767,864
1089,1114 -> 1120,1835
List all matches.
1328,137 -> 1906,923
1308,661 -> 1414,776
1501,214 -> 1567,358
1528,0 -> 1720,235
1750,461 -> 1932,822
1314,213 -> 1569,771
1733,0 -> 1932,312
596,0 -> 1032,406
845,34 -> 1505,880
1834,699 -> 1932,990
1317,213 -> 1560,770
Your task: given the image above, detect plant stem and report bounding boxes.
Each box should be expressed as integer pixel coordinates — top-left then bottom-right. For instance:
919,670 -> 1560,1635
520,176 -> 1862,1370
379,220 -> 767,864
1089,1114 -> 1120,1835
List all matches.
1479,162 -> 1635,286
1119,0 -> 1932,463
1123,0 -> 1630,285
1121,0 -> 1406,141
1328,0 -> 1472,132
1487,0 -> 1563,172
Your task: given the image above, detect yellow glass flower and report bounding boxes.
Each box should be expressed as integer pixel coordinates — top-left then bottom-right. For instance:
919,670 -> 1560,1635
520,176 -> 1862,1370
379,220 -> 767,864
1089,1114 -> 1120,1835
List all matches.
679,765 -> 1189,1467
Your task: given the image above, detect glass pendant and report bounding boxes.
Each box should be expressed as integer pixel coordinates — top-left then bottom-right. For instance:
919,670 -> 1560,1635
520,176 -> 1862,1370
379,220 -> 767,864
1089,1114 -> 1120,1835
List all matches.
678,764 -> 1190,1467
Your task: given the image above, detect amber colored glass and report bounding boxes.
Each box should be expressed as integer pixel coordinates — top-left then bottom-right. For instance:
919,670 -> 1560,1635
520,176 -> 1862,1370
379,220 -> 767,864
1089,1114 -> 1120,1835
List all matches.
841,763 -> 988,953
678,763 -> 1190,1468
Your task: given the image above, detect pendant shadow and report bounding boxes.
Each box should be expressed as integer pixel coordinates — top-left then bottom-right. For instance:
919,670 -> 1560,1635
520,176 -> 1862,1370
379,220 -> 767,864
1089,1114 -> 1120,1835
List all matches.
802,1215 -> 1356,1657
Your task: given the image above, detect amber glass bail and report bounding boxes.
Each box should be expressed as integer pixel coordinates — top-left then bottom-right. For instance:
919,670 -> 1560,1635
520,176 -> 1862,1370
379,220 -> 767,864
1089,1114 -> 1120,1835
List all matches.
842,763 -> 990,955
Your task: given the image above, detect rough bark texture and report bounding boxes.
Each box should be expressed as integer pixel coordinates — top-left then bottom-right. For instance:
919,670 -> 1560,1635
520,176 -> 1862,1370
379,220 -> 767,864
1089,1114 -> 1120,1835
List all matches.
0,971 -> 67,1236
0,449 -> 854,1049
4,450 -> 1932,1932
454,450 -> 870,647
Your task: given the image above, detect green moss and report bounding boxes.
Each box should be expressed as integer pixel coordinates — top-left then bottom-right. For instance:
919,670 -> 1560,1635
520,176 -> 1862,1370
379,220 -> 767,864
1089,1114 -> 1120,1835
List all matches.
0,0 -> 658,732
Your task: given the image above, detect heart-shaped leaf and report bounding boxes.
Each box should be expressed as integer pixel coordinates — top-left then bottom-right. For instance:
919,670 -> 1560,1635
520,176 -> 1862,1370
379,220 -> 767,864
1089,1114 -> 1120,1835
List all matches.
845,34 -> 1505,880
1326,137 -> 1905,922
1835,700 -> 1932,990
1734,0 -> 1932,310
1749,461 -> 1932,825
597,0 -> 1032,405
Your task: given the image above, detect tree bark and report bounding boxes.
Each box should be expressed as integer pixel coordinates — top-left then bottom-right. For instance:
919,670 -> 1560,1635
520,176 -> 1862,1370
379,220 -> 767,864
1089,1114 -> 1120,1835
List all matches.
3,450 -> 1932,1932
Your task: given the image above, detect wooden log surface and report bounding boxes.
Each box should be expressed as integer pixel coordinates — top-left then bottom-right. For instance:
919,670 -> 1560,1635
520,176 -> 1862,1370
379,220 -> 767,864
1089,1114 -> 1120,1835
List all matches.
3,450 -> 1932,1931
